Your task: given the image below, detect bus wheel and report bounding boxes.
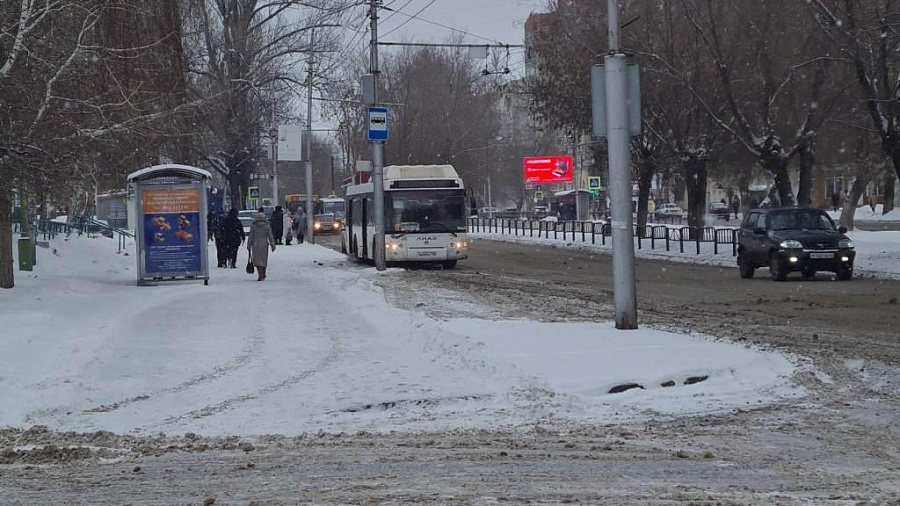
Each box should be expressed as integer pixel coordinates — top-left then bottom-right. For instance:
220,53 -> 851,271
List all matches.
441,260 -> 457,269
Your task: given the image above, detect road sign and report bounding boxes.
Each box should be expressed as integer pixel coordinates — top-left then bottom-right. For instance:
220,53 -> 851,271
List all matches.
588,176 -> 602,189
534,191 -> 544,201
536,185 -> 543,192
525,182 -> 534,190
248,186 -> 259,199
368,106 -> 388,141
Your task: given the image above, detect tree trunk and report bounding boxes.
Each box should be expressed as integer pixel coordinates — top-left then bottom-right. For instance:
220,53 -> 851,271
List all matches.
840,174 -> 872,231
0,183 -> 14,289
797,143 -> 815,207
882,167 -> 896,215
683,155 -> 707,236
734,167 -> 751,217
764,156 -> 794,207
635,158 -> 655,230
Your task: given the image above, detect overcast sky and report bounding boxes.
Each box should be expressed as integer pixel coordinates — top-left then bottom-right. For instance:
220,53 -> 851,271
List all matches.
337,0 -> 548,78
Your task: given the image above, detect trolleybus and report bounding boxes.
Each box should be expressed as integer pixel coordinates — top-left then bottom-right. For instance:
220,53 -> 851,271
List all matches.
341,164 -> 469,269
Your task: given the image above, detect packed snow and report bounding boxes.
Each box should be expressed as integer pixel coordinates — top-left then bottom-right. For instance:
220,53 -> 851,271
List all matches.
11,216 -> 899,436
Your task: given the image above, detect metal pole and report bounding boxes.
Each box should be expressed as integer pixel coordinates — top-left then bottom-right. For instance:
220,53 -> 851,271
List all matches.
305,33 -> 315,244
371,0 -> 386,270
607,0 -> 637,329
272,94 -> 278,207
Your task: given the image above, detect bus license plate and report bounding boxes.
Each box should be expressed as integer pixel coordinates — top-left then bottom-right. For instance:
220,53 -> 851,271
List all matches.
809,252 -> 833,259
417,251 -> 437,257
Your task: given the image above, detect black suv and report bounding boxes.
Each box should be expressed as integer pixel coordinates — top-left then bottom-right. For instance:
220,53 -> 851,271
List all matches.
737,207 -> 855,281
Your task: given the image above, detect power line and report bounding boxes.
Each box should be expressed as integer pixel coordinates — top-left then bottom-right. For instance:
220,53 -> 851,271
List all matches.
381,4 -> 512,45
380,0 -> 436,39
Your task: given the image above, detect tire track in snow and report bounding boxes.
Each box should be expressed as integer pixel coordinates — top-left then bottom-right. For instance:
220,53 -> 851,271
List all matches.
156,263 -> 357,426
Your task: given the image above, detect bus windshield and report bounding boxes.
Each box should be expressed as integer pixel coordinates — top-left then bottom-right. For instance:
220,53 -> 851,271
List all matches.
321,200 -> 345,216
387,190 -> 467,234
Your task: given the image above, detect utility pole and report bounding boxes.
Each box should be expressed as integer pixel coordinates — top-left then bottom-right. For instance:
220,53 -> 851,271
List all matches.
606,0 -> 637,329
271,93 -> 278,207
305,31 -> 315,245
370,0 -> 386,270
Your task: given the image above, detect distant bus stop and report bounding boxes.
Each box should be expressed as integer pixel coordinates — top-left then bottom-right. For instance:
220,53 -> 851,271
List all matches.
127,164 -> 211,286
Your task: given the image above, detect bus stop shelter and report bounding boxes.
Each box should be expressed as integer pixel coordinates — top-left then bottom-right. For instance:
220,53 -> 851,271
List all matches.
127,164 -> 211,286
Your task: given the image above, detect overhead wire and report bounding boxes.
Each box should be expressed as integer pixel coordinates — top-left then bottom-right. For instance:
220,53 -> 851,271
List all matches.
380,3 -> 513,45
379,0 -> 437,39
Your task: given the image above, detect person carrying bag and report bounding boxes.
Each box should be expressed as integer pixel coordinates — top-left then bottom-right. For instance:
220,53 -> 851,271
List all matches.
246,212 -> 276,281
246,250 -> 254,274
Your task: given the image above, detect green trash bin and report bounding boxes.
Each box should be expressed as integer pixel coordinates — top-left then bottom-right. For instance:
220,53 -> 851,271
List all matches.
18,237 -> 33,271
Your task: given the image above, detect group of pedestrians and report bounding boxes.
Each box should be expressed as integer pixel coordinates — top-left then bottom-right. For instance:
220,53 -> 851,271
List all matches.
205,204 -> 309,281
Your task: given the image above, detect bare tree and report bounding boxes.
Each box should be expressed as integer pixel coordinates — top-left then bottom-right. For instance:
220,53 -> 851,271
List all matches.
680,0 -> 840,208
0,0 -> 194,288
182,0 -> 346,209
805,0 -> 900,214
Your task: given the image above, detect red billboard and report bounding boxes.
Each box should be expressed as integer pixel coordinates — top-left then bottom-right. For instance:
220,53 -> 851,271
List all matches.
523,155 -> 574,183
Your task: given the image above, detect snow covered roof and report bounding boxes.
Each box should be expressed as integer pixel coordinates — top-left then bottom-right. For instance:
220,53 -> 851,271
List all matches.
127,164 -> 212,182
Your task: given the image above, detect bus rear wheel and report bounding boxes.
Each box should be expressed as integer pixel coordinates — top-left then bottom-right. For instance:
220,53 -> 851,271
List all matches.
441,260 -> 457,269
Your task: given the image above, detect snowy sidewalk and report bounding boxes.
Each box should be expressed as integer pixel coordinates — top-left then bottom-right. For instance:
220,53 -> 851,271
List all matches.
1,234 -> 806,436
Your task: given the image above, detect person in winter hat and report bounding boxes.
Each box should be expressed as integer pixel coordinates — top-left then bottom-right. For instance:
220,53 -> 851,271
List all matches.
247,212 -> 276,281
282,210 -> 293,245
293,206 -> 307,244
270,205 -> 284,245
222,208 -> 245,268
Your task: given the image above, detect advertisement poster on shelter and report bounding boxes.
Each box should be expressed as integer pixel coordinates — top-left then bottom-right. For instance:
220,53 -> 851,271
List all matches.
142,188 -> 202,274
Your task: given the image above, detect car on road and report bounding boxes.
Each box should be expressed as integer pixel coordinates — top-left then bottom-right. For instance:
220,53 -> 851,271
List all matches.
478,207 -> 499,218
654,203 -> 684,219
313,213 -> 341,234
709,202 -> 732,221
737,207 -> 855,281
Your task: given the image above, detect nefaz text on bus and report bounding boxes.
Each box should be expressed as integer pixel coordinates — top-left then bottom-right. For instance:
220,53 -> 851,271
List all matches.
341,165 -> 469,269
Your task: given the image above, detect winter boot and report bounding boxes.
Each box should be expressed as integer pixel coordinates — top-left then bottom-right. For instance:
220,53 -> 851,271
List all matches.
257,266 -> 266,281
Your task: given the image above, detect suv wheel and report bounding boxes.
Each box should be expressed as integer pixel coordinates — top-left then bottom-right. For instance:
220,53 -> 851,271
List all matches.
836,265 -> 853,281
738,252 -> 755,279
769,253 -> 788,281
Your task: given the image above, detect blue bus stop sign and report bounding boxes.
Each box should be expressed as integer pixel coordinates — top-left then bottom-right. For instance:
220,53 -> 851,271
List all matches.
368,107 -> 388,141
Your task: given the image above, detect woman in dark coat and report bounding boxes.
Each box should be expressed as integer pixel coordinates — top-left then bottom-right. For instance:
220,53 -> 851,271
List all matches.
222,208 -> 245,268
270,205 -> 284,245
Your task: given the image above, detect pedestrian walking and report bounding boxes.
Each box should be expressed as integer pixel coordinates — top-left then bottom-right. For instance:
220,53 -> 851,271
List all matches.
212,210 -> 228,267
271,205 -> 284,245
831,192 -> 840,212
293,206 -> 307,244
247,212 -> 276,281
222,208 -> 245,268
282,211 -> 293,245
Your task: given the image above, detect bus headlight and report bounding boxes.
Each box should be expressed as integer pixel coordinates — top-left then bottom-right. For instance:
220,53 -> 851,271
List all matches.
314,222 -> 322,230
386,242 -> 400,251
453,241 -> 468,249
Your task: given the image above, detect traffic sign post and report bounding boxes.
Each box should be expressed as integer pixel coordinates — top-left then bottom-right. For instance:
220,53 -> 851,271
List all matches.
588,176 -> 602,190
368,106 -> 388,141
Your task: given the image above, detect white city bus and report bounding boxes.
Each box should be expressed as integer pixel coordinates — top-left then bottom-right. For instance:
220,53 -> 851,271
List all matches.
341,164 -> 469,269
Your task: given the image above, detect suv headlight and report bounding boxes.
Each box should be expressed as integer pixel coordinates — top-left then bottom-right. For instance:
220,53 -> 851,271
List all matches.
839,238 -> 854,249
779,240 -> 803,249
